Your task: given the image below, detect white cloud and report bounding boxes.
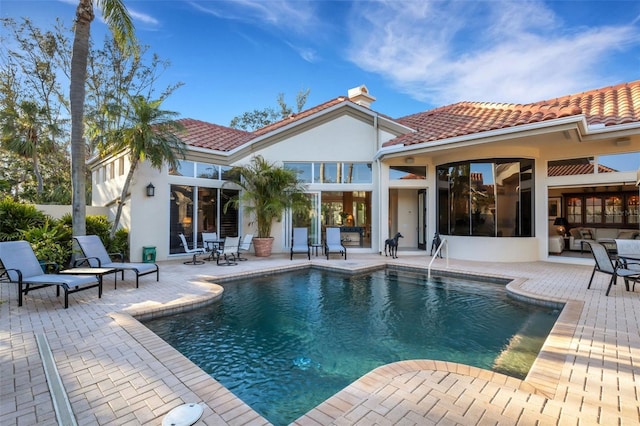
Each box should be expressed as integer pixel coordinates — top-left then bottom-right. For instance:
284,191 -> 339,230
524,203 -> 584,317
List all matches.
128,9 -> 160,26
346,0 -> 640,106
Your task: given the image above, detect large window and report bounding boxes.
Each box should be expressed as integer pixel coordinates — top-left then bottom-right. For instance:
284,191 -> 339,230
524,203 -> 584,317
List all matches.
285,162 -> 372,184
564,192 -> 639,227
169,185 -> 239,254
437,159 -> 534,237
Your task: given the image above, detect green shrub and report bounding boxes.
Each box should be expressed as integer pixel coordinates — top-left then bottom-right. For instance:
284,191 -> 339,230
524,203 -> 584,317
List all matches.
22,219 -> 72,267
108,228 -> 130,260
0,197 -> 48,241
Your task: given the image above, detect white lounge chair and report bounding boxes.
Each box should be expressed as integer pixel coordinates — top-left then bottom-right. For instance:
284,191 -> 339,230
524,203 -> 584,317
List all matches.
0,240 -> 101,308
325,227 -> 346,260
216,236 -> 239,266
178,233 -> 206,265
74,235 -> 159,287
290,228 -> 310,260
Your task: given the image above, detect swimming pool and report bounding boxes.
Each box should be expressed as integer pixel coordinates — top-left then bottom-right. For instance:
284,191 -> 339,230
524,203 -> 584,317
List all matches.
143,267 -> 560,426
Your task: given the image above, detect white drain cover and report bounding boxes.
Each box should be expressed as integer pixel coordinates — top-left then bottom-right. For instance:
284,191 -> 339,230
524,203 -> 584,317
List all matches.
162,403 -> 204,426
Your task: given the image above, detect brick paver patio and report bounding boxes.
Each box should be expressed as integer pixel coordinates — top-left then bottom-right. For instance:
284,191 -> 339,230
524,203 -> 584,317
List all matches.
1,252 -> 639,425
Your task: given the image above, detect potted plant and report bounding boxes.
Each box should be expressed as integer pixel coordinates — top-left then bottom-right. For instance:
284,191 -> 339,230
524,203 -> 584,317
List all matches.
224,155 -> 310,256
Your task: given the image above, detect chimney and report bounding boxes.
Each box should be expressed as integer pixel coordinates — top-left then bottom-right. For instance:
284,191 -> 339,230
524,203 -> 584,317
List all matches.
348,85 -> 376,108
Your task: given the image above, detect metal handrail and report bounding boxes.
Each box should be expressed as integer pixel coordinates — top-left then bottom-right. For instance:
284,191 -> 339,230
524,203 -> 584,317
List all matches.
428,238 -> 448,279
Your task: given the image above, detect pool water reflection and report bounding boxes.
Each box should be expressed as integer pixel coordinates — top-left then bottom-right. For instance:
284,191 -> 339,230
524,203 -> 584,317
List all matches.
143,268 -> 560,426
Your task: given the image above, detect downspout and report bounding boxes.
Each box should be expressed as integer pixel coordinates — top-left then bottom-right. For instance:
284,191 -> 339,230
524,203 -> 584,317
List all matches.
374,114 -> 383,255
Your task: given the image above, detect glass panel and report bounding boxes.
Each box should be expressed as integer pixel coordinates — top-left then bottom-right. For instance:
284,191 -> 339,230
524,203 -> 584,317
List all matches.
219,188 -> 239,238
319,191 -> 370,247
518,159 -> 534,237
198,188 -> 218,236
389,165 -> 426,180
169,185 -> 194,254
196,163 -> 219,179
470,163 -> 495,236
627,195 -> 639,224
585,196 -> 602,224
604,196 -> 624,223
495,162 -> 520,237
315,163 -> 338,183
566,197 -> 582,225
598,152 -> 640,173
343,163 -> 372,183
292,193 -> 320,244
449,164 -> 470,236
547,157 -> 594,176
169,160 -> 195,177
220,165 -> 232,181
437,167 -> 450,235
284,163 -> 312,183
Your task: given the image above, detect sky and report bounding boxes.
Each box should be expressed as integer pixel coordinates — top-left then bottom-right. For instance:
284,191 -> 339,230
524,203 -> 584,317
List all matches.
2,0 -> 640,127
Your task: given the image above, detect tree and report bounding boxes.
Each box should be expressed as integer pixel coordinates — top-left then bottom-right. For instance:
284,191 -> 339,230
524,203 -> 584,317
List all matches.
224,155 -> 310,240
100,95 -> 186,238
0,100 -> 55,195
69,0 -> 136,238
229,89 -> 310,131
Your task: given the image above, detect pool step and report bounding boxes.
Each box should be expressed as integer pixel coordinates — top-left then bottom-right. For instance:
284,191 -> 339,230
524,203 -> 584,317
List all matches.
492,316 -> 546,379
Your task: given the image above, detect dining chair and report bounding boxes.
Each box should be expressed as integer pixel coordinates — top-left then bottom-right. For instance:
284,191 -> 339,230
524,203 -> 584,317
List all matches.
587,242 -> 640,295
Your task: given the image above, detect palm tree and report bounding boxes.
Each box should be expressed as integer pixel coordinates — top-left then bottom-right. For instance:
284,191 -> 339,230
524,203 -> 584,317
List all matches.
0,100 -> 54,197
70,0 -> 136,237
101,95 -> 186,238
224,155 -> 310,255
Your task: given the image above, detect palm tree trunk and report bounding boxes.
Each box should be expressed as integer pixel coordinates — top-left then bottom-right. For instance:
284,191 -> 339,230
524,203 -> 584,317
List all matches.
110,158 -> 137,238
70,0 -> 94,237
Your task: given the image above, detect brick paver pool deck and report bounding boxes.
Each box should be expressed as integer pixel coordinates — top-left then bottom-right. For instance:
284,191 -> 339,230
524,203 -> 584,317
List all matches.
1,253 -> 639,425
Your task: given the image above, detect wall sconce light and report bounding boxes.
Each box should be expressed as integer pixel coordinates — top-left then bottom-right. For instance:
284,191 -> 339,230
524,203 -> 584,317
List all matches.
146,183 -> 155,197
405,157 -> 415,164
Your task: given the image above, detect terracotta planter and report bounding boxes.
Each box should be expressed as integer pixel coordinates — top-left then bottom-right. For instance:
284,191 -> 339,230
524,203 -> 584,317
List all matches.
252,237 -> 274,257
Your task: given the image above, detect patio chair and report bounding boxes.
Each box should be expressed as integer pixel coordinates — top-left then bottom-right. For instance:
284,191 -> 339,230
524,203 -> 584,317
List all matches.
325,227 -> 347,260
236,234 -> 253,261
178,233 -> 206,265
587,242 -> 640,296
74,235 -> 159,287
290,227 -> 310,260
0,240 -> 101,308
201,232 -> 219,260
614,239 -> 640,291
216,236 -> 239,266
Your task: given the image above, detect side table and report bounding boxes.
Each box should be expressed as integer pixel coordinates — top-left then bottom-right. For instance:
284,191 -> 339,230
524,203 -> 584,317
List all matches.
59,267 -> 116,295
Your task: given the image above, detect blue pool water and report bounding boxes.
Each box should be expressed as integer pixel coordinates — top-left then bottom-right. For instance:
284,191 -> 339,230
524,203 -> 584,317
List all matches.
143,268 -> 560,426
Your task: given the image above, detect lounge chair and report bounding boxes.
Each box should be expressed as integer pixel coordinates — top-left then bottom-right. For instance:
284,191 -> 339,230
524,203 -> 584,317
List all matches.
290,227 -> 310,260
236,234 -> 253,261
216,236 -> 239,266
74,235 -> 159,287
0,240 -> 101,308
587,242 -> 640,295
178,233 -> 206,265
325,227 -> 347,260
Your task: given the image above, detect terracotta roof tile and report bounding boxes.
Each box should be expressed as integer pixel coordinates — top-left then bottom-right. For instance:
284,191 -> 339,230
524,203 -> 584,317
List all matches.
175,118 -> 253,151
387,80 -> 640,147
252,97 -> 348,136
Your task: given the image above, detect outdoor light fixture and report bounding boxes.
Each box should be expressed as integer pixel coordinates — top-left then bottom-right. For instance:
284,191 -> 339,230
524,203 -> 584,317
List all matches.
405,157 -> 415,164
146,183 -> 155,197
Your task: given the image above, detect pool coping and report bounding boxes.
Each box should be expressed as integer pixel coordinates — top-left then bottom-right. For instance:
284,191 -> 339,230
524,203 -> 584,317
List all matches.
113,263 -> 579,424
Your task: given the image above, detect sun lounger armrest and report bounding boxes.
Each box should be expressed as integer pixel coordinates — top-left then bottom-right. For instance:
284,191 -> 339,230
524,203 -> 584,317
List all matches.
1,267 -> 22,283
73,256 -> 101,267
108,252 -> 124,261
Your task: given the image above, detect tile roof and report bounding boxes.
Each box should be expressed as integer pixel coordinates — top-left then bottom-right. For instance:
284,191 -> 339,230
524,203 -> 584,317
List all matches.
175,118 -> 253,152
386,80 -> 640,147
548,163 -> 617,177
175,98 -> 351,151
252,97 -> 349,136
